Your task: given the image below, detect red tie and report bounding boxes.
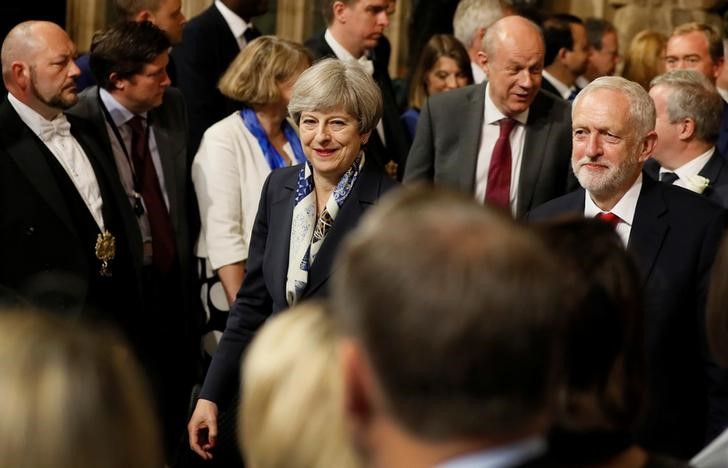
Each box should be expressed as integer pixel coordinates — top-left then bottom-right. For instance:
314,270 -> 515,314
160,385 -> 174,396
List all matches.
128,115 -> 176,272
596,212 -> 621,228
485,118 -> 517,208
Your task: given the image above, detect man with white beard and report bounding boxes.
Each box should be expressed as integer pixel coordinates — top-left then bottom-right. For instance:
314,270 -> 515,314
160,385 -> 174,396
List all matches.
528,75 -> 728,459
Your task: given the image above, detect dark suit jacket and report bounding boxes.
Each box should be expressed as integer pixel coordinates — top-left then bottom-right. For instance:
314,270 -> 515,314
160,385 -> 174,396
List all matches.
718,104 -> 728,158
644,151 -> 728,207
528,175 -> 728,458
171,4 -> 241,153
539,77 -> 565,100
305,30 -> 410,178
404,83 -> 577,217
200,162 -> 397,404
67,86 -> 197,298
0,96 -> 143,322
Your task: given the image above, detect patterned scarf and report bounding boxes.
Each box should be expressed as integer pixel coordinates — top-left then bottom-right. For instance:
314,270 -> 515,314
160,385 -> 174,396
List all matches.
240,107 -> 307,169
285,153 -> 365,306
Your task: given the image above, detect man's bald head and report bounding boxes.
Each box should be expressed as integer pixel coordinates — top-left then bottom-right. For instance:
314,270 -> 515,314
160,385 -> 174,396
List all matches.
1,21 -> 80,119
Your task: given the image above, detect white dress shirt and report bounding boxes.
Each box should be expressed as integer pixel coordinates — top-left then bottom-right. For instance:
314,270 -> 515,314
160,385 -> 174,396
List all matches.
215,0 -> 256,50
472,61 -> 487,84
8,93 -> 105,231
475,82 -> 529,215
658,147 -> 714,190
584,173 -> 643,247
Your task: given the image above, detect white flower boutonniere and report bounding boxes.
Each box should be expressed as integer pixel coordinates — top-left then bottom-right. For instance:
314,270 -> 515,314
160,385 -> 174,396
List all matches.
683,174 -> 710,194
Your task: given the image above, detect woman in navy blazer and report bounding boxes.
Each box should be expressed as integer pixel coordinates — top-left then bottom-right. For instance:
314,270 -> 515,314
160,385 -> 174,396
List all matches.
187,58 -> 397,460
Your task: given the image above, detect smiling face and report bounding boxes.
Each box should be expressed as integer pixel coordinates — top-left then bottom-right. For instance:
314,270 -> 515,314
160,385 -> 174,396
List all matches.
113,52 -> 171,113
571,88 -> 653,200
299,108 -> 368,184
425,56 -> 469,96
481,19 -> 544,117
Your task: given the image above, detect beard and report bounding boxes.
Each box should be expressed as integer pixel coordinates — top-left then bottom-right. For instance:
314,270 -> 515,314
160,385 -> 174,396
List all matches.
572,151 -> 641,198
29,71 -> 78,111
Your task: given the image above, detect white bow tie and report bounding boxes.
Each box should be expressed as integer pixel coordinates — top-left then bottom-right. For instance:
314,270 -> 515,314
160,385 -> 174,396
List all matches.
39,117 -> 71,141
357,55 -> 374,76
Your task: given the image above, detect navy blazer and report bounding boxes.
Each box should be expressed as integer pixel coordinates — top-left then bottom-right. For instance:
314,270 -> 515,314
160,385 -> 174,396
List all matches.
644,151 -> 728,206
528,175 -> 728,458
200,162 -> 397,403
404,83 -> 577,218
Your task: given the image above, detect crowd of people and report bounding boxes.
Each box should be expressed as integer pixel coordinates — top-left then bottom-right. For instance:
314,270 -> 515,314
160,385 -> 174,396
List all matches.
3,0 -> 728,467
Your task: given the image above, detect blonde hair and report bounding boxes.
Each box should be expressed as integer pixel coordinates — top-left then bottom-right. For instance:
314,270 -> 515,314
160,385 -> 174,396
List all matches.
240,301 -> 360,468
0,310 -> 162,468
218,35 -> 312,107
622,30 -> 667,90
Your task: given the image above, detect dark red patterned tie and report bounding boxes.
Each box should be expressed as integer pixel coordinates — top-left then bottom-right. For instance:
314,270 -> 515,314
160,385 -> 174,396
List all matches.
595,212 -> 621,228
128,115 -> 176,272
485,118 -> 517,209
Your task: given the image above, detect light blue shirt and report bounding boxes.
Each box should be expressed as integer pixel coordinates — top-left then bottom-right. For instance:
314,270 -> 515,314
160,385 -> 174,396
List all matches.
436,436 -> 547,468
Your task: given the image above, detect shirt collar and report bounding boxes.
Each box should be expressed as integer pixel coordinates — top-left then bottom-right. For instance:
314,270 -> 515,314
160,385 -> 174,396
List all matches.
435,436 -> 547,468
584,172 -> 642,228
484,82 -> 529,126
542,70 -> 574,100
7,92 -> 65,139
99,88 -> 148,127
325,28 -> 364,60
215,0 -> 252,41
660,147 -> 715,180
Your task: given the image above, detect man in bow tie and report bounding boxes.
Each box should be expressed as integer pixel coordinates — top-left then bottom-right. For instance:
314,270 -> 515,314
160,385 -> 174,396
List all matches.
305,0 -> 410,179
528,75 -> 728,459
0,21 -> 143,353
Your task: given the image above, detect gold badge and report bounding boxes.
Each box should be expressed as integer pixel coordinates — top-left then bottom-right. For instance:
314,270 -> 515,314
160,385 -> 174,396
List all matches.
95,230 -> 116,277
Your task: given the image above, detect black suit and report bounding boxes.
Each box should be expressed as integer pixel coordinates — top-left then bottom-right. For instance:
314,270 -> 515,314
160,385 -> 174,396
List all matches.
171,4 -> 241,153
644,151 -> 728,206
404,83 -> 577,217
67,86 -> 201,461
305,30 -> 410,178
0,96 -> 143,328
200,162 -> 397,404
528,175 -> 728,458
539,77 -> 565,100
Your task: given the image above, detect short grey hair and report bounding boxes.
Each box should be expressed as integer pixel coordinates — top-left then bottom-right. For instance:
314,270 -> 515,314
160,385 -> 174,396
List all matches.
574,76 -> 656,139
288,58 -> 383,134
650,70 -> 723,144
453,0 -> 505,50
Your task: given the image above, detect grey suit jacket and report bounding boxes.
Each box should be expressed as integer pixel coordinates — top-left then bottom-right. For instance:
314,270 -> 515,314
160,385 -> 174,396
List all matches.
404,83 -> 576,217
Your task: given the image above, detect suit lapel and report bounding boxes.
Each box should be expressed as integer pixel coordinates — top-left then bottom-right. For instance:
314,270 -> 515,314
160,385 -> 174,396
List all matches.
0,99 -> 77,235
149,102 -> 182,230
698,152 -> 724,198
459,84 -> 487,192
518,92 -> 552,217
628,177 -> 669,285
267,173 -> 296,306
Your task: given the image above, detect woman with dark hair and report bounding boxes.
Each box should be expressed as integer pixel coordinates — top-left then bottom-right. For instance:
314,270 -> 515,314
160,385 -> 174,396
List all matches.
401,34 -> 473,140
536,217 -> 689,468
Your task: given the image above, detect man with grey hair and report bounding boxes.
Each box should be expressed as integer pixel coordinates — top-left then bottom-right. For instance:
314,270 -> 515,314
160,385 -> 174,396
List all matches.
645,70 -> 728,205
575,17 -> 619,88
405,15 -> 575,218
529,75 -> 728,459
452,0 -> 512,83
333,186 -> 565,468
